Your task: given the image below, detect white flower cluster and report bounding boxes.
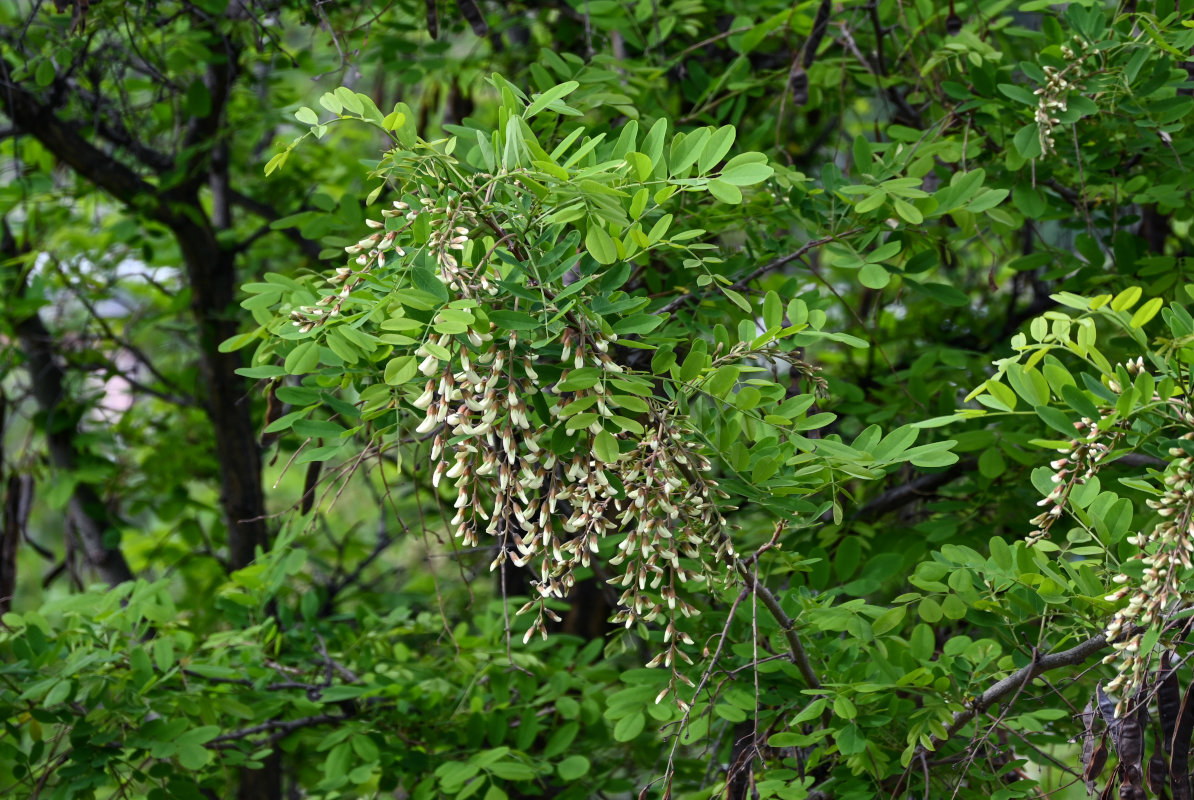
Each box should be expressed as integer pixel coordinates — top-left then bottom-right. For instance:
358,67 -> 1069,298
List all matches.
411,319 -> 732,657
1026,416 -> 1120,547
418,194 -> 487,294
1103,431 -> 1194,706
295,192 -> 740,691
290,185 -> 494,334
289,200 -> 411,332
1033,36 -> 1092,156
394,227 -> 734,675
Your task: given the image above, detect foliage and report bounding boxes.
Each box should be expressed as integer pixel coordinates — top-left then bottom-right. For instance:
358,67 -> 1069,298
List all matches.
2,1 -> 1194,799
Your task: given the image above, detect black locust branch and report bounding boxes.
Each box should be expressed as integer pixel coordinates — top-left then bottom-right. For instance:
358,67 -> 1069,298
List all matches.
845,458 -> 977,523
1,220 -> 134,585
917,629 -> 1114,760
658,229 -> 863,315
0,53 -> 270,571
735,562 -> 822,693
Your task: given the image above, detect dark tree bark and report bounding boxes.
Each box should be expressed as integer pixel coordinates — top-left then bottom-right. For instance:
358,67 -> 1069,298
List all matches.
1,222 -> 135,586
0,474 -> 26,614
14,308 -> 137,585
725,720 -> 757,800
1,35 -> 277,800
0,54 -> 268,572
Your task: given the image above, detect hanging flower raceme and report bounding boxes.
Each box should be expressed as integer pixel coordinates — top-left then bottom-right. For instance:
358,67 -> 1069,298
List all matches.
295,197 -> 739,680
1103,432 -> 1194,708
411,319 -> 733,655
1026,415 -> 1122,547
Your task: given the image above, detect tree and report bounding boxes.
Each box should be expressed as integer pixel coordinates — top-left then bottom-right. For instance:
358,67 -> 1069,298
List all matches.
2,1 -> 1193,799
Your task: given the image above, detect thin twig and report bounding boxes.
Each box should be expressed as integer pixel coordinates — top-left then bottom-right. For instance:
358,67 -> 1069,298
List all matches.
735,564 -> 821,692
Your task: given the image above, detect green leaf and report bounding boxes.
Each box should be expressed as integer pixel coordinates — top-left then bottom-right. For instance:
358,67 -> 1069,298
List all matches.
652,345 -> 676,373
869,240 -> 902,262
559,367 -> 602,391
384,356 -> 417,385
1013,122 -> 1043,159
334,86 -> 363,115
762,291 -> 782,328
1130,297 -> 1163,328
592,430 -> 620,463
978,447 -> 1006,478
178,744 -> 212,770
791,698 -> 828,725
355,93 -> 384,124
871,606 -> 906,635
852,134 -> 873,173
698,125 -> 736,173
1035,405 -> 1077,436
967,188 -> 1009,213
318,92 -> 343,114
905,279 -> 968,307
723,288 -> 752,313
489,310 -> 541,331
858,263 -> 890,289
1012,184 -> 1047,218
557,755 -> 591,781
295,106 -> 319,125
1111,286 -> 1143,312
835,722 -> 868,755
906,441 -> 959,467
613,711 -> 645,741
43,679 -> 71,707
284,341 -> 321,374
1005,364 -> 1050,407
35,59 -> 55,88
324,741 -> 353,780
264,150 -> 290,176
705,365 -> 739,398
489,760 -> 535,781
893,198 -> 923,224
707,179 -> 742,204
585,225 -> 617,265
669,128 -> 711,176
411,266 -> 449,302
178,726 -> 221,747
918,597 -> 942,623
855,190 -> 887,214
997,83 -> 1038,105
612,314 -> 663,335
942,594 -> 968,620
1061,384 -> 1100,420
524,81 -> 580,118
719,161 -> 773,186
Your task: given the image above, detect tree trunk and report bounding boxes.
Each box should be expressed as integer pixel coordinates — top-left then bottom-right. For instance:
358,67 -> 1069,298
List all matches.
2,224 -> 134,586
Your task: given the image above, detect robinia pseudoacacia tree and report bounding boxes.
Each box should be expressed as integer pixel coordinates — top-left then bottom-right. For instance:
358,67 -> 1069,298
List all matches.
3,1 -> 1194,800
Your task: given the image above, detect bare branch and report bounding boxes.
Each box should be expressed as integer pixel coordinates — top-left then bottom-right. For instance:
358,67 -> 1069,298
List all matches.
0,58 -> 169,216
735,562 -> 822,693
1,54 -> 270,571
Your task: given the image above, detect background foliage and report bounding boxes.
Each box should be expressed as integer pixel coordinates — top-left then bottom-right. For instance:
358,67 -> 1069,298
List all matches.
2,1 -> 1194,798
